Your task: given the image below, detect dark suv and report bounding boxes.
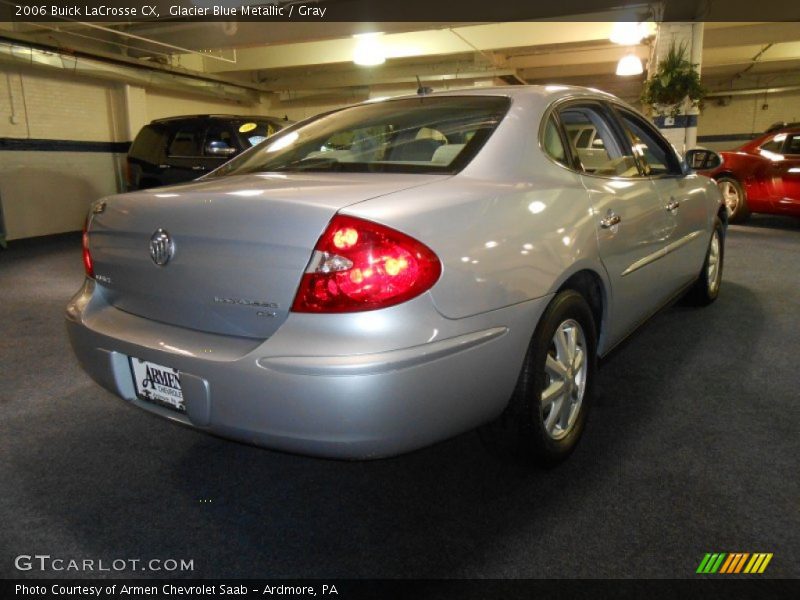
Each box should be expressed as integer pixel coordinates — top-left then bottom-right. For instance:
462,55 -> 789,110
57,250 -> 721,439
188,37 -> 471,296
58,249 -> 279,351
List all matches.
126,114 -> 292,191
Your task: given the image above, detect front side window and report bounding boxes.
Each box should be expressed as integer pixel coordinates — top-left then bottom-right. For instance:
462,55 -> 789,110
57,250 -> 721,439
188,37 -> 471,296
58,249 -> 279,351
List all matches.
209,96 -> 510,177
559,104 -> 638,177
617,109 -> 682,176
759,136 -> 785,155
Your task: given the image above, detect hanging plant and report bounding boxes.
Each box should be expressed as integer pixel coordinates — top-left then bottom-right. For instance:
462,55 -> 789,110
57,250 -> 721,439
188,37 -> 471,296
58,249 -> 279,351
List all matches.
641,41 -> 707,118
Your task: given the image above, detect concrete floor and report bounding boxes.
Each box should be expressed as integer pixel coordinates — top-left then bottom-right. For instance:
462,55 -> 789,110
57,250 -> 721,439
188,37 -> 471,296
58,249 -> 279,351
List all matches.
1,215 -> 798,579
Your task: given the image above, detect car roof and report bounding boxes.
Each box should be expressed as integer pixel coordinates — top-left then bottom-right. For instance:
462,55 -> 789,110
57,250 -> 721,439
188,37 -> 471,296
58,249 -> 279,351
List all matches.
315,85 -> 623,120
377,84 -> 617,102
150,114 -> 289,124
765,121 -> 800,133
769,126 -> 800,135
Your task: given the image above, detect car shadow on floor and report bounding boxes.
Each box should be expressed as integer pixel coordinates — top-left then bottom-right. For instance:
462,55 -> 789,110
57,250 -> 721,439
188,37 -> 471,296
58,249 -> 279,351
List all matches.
4,284 -> 767,579
732,214 -> 800,232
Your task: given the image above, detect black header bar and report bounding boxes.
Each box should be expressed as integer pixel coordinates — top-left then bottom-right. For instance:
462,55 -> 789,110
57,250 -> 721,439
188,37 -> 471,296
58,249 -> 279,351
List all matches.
2,0 -> 800,22
4,578 -> 800,600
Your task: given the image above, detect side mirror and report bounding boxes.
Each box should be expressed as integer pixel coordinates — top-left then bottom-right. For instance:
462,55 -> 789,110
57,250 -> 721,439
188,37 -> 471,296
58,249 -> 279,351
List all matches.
684,148 -> 723,172
205,141 -> 237,157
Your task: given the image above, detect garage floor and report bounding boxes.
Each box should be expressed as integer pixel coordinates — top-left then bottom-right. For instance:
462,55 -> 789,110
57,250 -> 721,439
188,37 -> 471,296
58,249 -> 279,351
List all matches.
1,216 -> 798,579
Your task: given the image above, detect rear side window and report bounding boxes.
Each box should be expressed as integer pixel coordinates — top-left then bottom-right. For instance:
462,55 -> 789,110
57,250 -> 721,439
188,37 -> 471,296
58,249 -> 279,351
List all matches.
128,124 -> 167,162
168,124 -> 204,157
559,104 -> 638,177
542,115 -> 568,167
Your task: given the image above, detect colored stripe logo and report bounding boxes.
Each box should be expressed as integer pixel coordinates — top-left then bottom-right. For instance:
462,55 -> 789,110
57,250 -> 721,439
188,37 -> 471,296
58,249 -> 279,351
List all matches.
696,552 -> 773,574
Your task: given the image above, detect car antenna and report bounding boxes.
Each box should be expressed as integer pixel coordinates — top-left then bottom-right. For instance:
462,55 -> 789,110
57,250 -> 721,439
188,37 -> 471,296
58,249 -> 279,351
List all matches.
416,76 -> 433,96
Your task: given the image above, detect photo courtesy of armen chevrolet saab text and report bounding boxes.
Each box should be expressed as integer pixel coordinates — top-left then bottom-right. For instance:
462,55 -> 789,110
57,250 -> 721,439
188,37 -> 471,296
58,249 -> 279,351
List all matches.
66,86 -> 727,465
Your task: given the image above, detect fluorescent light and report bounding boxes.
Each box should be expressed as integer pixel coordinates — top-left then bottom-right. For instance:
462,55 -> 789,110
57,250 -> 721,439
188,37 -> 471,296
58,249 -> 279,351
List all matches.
616,53 -> 643,76
353,33 -> 386,66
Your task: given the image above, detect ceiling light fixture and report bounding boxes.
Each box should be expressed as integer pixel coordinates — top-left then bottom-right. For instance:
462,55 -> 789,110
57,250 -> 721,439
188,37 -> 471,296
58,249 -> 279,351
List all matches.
616,52 -> 644,76
610,22 -> 647,46
353,33 -> 386,67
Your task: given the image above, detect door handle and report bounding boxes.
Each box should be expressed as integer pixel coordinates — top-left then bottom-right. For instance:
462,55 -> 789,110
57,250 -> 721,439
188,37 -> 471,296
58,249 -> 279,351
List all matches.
191,165 -> 207,171
666,198 -> 680,212
157,164 -> 171,169
600,211 -> 621,229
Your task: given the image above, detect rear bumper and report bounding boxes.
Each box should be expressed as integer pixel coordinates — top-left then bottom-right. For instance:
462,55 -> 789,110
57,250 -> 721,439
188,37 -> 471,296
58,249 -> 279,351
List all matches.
66,280 -> 549,458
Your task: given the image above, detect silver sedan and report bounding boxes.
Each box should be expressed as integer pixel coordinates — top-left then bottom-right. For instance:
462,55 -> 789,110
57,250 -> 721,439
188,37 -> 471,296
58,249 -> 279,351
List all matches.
66,86 -> 726,464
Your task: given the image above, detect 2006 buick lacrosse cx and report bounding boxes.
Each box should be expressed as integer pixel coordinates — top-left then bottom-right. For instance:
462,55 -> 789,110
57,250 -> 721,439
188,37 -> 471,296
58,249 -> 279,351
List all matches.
66,86 -> 726,465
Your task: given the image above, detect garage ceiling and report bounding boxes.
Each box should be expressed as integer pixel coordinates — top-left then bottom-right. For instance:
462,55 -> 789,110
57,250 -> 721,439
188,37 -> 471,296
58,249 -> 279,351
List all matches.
2,15 -> 800,106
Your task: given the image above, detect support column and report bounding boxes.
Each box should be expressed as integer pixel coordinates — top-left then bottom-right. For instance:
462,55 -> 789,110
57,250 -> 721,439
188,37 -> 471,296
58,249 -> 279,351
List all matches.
121,84 -> 148,142
650,22 -> 704,153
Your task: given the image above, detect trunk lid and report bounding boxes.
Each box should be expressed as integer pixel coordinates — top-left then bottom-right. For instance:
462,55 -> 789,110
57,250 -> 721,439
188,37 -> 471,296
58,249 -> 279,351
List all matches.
89,172 -> 445,339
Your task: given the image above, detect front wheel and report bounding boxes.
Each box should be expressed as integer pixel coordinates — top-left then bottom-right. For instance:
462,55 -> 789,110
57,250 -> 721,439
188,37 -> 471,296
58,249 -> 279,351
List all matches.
480,290 -> 597,467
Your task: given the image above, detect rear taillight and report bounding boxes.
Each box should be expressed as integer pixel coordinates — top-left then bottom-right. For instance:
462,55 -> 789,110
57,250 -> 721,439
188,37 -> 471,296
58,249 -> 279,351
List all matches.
291,215 -> 441,313
82,218 -> 94,279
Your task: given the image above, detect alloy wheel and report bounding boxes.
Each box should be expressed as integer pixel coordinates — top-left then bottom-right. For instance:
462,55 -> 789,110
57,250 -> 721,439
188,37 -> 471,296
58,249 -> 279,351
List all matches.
541,319 -> 587,440
719,180 -> 740,217
708,230 -> 721,294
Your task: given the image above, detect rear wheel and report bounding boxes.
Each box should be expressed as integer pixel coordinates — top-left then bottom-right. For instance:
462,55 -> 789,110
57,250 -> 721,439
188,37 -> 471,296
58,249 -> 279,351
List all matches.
480,290 -> 597,467
717,177 -> 750,223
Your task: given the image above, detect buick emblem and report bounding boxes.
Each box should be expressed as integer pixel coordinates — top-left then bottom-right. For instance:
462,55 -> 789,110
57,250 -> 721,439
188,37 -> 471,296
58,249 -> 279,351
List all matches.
149,228 -> 174,266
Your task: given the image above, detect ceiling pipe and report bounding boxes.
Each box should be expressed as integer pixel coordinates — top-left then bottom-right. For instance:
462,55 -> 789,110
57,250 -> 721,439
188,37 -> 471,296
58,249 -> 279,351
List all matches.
705,85 -> 800,98
0,40 -> 259,104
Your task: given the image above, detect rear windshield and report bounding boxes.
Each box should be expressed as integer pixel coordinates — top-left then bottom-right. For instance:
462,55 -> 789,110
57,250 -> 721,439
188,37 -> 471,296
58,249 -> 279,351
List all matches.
208,96 -> 511,177
232,119 -> 287,148
128,124 -> 167,161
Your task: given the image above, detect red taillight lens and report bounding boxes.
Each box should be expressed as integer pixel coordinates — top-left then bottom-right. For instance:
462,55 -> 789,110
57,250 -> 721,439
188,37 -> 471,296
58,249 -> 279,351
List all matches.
291,215 -> 441,313
82,219 -> 94,279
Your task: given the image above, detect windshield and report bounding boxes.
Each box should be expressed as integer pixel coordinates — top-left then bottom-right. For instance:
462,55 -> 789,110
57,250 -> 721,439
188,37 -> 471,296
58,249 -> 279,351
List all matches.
208,96 -> 510,177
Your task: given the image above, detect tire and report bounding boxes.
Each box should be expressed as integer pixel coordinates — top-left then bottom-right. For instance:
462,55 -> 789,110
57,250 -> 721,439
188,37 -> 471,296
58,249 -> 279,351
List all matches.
716,177 -> 750,223
480,290 -> 597,467
686,218 -> 724,306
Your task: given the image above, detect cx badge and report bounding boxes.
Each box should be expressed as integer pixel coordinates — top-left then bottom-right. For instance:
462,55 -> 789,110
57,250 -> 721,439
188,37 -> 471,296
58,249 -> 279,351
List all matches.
149,228 -> 175,266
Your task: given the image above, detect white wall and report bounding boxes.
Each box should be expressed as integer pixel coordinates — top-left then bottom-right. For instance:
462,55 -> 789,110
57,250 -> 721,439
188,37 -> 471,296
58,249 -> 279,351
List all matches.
145,88 -> 260,121
697,89 -> 800,151
0,65 -> 262,240
0,68 -> 125,240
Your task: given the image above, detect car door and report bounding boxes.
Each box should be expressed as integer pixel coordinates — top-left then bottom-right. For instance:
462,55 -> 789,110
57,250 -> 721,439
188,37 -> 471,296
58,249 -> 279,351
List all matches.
558,101 -> 674,347
161,119 -> 209,185
769,132 -> 800,214
612,106 -> 708,290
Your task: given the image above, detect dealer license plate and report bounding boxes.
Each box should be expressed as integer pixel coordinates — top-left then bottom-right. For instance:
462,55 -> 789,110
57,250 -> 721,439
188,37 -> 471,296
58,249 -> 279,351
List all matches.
130,357 -> 185,412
